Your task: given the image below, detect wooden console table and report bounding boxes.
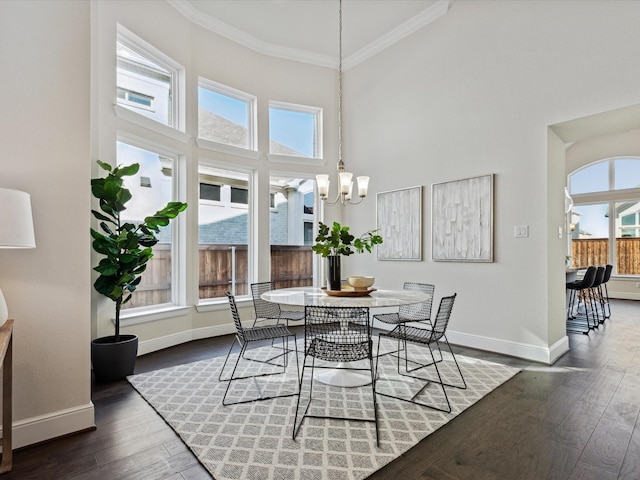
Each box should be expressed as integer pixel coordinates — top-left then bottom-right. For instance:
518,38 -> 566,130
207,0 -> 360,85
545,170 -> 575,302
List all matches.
0,320 -> 13,474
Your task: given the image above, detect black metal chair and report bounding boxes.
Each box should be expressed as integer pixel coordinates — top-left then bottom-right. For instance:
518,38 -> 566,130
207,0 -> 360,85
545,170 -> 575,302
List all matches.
219,292 -> 299,406
600,264 -> 613,321
373,282 -> 435,327
375,294 -> 466,413
250,281 -> 305,327
292,306 -> 379,446
590,266 -> 606,326
374,282 -> 435,369
566,266 -> 598,334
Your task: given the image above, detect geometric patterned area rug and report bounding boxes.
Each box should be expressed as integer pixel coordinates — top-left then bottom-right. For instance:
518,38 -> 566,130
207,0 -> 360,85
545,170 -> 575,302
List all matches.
128,343 -> 520,480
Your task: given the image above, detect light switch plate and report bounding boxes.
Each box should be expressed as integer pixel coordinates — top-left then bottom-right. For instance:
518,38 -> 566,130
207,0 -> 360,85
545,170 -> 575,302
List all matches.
514,225 -> 529,238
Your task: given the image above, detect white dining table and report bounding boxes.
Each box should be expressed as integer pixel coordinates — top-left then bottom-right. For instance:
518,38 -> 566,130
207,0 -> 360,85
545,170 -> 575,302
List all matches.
261,286 -> 430,309
261,286 -> 431,387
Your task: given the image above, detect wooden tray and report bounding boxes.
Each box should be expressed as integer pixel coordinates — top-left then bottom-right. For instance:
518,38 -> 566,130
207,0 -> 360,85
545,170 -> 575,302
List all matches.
321,287 -> 376,297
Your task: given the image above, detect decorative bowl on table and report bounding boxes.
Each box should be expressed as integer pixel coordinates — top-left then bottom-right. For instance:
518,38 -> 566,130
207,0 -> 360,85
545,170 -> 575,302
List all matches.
346,276 -> 375,291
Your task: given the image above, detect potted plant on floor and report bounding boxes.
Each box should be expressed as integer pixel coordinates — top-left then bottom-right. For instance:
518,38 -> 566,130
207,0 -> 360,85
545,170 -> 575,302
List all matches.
90,160 -> 187,382
312,221 -> 383,290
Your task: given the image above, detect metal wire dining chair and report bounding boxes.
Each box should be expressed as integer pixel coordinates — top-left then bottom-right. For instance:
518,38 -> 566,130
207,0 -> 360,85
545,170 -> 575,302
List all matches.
250,281 -> 305,327
219,292 -> 299,406
374,282 -> 435,370
375,293 -> 466,413
292,305 -> 379,446
373,282 -> 435,327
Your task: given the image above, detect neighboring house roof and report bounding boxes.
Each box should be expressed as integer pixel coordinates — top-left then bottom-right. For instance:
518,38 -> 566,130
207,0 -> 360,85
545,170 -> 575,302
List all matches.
198,109 -> 304,156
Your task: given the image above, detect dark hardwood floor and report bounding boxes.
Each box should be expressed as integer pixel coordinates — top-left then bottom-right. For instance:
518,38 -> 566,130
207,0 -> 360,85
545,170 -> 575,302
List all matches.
4,299 -> 640,479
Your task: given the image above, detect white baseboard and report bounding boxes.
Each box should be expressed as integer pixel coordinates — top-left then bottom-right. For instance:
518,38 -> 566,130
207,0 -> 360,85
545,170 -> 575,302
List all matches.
140,318 -> 570,365
609,290 -> 640,301
137,323 -> 241,356
445,330 -> 570,365
4,402 -> 95,449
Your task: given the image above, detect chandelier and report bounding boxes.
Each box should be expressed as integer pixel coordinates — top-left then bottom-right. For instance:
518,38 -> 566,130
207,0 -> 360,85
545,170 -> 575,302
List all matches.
316,0 -> 369,206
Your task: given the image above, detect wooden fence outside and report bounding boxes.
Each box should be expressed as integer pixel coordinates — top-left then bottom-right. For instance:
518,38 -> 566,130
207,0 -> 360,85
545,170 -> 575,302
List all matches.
124,244 -> 313,309
571,237 -> 640,274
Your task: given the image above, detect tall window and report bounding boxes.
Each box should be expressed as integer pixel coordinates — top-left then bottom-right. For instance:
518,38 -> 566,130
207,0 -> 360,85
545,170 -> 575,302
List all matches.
269,176 -> 315,288
569,157 -> 640,275
269,101 -> 322,158
116,27 -> 180,128
198,78 -> 256,150
116,141 -> 180,309
198,165 -> 251,299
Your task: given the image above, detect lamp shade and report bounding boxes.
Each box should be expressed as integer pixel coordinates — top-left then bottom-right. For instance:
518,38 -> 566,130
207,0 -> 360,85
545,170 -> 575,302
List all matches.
0,188 -> 36,248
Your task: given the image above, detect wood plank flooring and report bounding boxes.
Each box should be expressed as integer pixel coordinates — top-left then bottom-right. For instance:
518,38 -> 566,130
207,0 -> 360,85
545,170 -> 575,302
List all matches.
4,299 -> 640,479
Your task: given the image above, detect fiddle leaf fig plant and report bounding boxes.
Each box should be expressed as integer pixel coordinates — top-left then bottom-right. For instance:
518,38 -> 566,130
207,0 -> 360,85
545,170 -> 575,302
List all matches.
312,221 -> 383,257
91,160 -> 188,341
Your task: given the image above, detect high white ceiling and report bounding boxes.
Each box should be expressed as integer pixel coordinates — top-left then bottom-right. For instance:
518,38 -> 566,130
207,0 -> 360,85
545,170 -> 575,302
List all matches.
169,0 -> 448,68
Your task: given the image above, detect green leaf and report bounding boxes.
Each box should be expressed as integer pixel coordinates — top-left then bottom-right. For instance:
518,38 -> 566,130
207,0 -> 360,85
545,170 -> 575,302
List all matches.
312,221 -> 383,257
117,163 -> 140,177
96,159 -> 112,172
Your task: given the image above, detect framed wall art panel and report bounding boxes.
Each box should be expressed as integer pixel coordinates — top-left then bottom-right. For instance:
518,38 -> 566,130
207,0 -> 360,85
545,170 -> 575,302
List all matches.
376,186 -> 422,261
431,174 -> 494,262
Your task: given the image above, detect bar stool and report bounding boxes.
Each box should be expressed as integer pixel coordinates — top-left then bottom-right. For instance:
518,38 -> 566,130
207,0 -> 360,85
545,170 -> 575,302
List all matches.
600,264 -> 613,321
566,266 -> 597,334
589,266 -> 606,326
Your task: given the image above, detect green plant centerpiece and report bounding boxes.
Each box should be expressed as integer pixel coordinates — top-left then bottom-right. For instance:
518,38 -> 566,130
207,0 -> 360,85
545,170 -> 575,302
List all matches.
90,160 -> 187,381
312,221 -> 383,291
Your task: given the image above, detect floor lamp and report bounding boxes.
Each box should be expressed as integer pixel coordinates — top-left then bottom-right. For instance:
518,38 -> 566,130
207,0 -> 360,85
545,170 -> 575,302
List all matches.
0,188 -> 36,326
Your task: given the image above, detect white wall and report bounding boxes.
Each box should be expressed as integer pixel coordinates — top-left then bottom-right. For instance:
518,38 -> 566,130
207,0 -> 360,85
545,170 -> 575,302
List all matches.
0,1 -> 93,447
343,0 -> 640,363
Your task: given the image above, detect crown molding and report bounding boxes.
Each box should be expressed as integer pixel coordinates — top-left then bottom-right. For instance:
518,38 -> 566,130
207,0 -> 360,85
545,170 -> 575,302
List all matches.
343,0 -> 450,70
167,0 -> 450,70
167,0 -> 335,68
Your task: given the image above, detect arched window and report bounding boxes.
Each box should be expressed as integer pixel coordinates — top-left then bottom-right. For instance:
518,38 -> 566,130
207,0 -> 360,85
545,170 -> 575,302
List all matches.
568,157 -> 640,275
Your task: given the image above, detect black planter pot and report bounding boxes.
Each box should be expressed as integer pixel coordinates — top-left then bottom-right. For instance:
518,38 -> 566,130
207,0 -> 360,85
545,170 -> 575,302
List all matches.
91,334 -> 139,382
327,255 -> 342,291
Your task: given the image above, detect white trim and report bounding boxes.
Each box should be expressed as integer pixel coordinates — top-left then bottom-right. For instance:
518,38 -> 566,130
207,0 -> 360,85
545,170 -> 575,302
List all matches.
343,0 -> 450,70
195,137 -> 261,160
166,0 -> 450,70
114,104 -> 190,144
137,320 -> 255,356
196,296 -> 252,313
119,305 -> 191,327
548,335 -> 571,364
267,153 -> 325,167
166,0 -> 335,68
5,403 -> 95,449
609,290 -> 640,300
444,330 -> 570,365
373,316 -> 569,364
135,316 -> 570,364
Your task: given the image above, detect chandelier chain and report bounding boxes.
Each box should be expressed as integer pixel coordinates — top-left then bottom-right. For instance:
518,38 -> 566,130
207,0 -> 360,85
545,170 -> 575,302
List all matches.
338,0 -> 343,170
315,0 -> 368,206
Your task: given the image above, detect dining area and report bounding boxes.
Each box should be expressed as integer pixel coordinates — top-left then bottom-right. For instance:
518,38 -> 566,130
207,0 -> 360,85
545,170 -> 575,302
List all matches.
219,280 -> 467,445
122,273 -> 523,480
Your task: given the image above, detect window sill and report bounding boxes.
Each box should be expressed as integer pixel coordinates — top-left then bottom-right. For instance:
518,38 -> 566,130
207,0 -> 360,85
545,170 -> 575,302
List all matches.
119,305 -> 191,327
267,153 -> 325,167
195,138 -> 260,160
114,104 -> 189,144
196,295 -> 252,313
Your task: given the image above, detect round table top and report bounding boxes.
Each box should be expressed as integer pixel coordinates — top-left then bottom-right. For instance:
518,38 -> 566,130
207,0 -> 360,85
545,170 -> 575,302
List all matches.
261,286 -> 430,308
